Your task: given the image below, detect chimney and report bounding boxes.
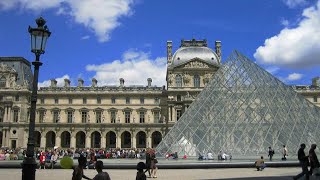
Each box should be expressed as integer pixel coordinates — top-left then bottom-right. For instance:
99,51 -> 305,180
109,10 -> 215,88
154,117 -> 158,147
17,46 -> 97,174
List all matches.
78,78 -> 84,87
167,40 -> 172,64
92,78 -> 98,87
50,79 -> 57,87
147,78 -> 152,87
215,40 -> 222,64
312,77 -> 320,87
64,79 -> 70,87
119,78 -> 124,87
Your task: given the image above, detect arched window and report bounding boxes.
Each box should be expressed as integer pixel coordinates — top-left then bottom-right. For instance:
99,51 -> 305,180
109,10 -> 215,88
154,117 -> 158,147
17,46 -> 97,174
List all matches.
0,76 -> 6,88
194,74 -> 200,87
175,74 -> 182,87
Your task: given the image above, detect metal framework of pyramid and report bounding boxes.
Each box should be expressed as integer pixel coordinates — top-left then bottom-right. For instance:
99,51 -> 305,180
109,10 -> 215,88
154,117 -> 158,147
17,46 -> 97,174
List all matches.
157,50 -> 320,157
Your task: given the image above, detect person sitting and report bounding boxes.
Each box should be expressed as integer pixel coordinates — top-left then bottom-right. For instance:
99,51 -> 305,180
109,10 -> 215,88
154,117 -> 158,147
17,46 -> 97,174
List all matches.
221,152 -> 229,160
207,152 -> 214,160
198,153 -> 204,160
255,156 -> 266,171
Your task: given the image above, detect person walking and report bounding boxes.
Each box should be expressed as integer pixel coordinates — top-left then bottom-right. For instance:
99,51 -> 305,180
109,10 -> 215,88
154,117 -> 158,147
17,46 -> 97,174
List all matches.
268,147 -> 274,161
309,144 -> 319,175
293,144 -> 309,180
150,150 -> 158,178
282,145 -> 288,160
92,160 -> 111,180
145,150 -> 151,178
136,162 -> 147,180
72,155 -> 91,180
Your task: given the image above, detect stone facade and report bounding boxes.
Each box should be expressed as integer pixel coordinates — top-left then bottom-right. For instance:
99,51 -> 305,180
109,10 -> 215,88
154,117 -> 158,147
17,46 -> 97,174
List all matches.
0,40 -> 319,150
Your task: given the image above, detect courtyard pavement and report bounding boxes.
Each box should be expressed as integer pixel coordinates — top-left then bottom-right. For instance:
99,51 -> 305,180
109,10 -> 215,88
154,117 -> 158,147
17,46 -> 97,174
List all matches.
0,167 -> 311,180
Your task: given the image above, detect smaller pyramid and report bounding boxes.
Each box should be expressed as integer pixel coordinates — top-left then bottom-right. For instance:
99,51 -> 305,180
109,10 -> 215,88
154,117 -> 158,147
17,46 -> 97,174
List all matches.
156,50 -> 320,157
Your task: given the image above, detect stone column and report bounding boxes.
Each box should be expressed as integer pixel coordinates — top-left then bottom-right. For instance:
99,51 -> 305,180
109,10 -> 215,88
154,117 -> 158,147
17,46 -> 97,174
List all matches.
40,134 -> 46,149
23,129 -> 29,148
7,107 -> 12,122
132,132 -> 136,148
101,133 -> 106,149
70,134 -> 76,149
116,132 -> 121,148
147,135 -> 152,148
85,135 -> 91,148
55,135 -> 61,148
3,107 -> 8,122
2,129 -> 7,147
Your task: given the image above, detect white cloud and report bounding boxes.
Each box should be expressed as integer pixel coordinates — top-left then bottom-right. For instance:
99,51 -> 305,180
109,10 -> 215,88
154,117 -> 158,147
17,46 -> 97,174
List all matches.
86,49 -> 167,86
286,73 -> 303,81
283,0 -> 307,8
38,74 -> 70,87
0,0 -> 134,42
265,66 -> 280,74
254,1 -> 320,68
280,18 -> 290,27
81,35 -> 90,40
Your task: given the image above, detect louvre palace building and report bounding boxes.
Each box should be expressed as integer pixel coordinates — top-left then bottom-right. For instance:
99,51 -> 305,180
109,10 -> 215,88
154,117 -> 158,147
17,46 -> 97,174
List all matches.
0,39 -> 319,150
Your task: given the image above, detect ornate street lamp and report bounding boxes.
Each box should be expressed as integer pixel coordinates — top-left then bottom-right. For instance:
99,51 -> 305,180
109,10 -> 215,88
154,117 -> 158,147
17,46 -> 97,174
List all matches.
22,17 -> 51,180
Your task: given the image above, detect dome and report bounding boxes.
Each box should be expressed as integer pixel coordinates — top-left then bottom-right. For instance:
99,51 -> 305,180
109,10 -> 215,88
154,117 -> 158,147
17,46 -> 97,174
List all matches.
171,46 -> 219,67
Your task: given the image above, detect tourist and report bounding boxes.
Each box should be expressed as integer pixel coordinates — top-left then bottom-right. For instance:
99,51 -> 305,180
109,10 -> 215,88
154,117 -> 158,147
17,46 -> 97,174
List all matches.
136,162 -> 147,180
255,156 -> 266,171
145,149 -> 152,178
87,152 -> 97,169
207,152 -> 213,160
221,152 -> 229,160
268,147 -> 274,161
72,154 -> 91,180
293,143 -> 309,180
309,144 -> 319,175
39,152 -> 46,169
150,150 -> 158,178
282,145 -> 288,160
92,160 -> 111,180
50,151 -> 58,169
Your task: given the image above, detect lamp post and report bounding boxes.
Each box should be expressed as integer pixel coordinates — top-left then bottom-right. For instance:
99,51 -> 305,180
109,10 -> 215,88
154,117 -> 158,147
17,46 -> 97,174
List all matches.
22,17 -> 51,180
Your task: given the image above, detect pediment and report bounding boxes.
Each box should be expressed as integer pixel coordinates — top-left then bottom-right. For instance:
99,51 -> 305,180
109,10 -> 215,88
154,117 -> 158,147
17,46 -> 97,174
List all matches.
174,58 -> 218,69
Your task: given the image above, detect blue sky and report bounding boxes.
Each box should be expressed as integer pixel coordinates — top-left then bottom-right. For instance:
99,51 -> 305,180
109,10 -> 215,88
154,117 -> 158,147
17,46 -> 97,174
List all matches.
0,0 -> 319,87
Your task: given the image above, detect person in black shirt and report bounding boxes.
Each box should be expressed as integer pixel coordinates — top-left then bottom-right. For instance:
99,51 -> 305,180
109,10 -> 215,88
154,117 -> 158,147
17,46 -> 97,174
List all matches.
268,147 -> 274,161
293,144 -> 309,180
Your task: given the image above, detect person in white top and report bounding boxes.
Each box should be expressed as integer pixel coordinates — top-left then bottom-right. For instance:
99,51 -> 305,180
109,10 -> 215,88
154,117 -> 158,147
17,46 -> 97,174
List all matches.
207,152 -> 213,160
93,161 -> 111,180
221,152 -> 229,160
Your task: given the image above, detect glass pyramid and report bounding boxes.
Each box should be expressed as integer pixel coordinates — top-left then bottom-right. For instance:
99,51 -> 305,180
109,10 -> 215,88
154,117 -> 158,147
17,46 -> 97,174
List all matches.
156,50 -> 320,158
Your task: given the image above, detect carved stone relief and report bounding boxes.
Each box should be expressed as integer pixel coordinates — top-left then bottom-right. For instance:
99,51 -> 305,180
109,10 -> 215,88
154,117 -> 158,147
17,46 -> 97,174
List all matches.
184,61 -> 209,68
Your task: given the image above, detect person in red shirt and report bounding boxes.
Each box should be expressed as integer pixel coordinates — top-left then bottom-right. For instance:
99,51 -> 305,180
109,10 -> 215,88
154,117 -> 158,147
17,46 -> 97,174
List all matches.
39,152 -> 46,169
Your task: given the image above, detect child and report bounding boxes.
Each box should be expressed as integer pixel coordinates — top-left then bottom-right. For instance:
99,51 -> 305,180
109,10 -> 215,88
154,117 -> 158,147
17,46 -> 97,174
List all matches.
39,152 -> 46,169
136,162 -> 147,180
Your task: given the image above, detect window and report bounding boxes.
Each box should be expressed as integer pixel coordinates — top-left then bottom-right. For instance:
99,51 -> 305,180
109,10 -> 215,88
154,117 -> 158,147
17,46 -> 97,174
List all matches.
140,97 -> 144,104
111,111 -> 116,123
97,97 -> 101,104
154,111 -> 160,123
0,76 -> 6,87
194,74 -> 200,87
40,98 -> 45,104
111,97 -> 116,104
175,74 -> 182,87
154,97 -> 160,104
139,111 -> 145,123
177,95 -> 181,101
0,96 -> 3,101
39,111 -> 45,123
0,108 -> 4,122
176,109 -> 182,121
83,98 -> 87,104
125,112 -> 130,123
15,95 -> 19,101
13,109 -> 19,122
53,111 -> 59,123
67,111 -> 73,123
54,98 -> 59,104
96,111 -> 102,123
126,97 -> 130,104
81,111 -> 87,123
68,98 -> 72,104
314,96 -> 318,102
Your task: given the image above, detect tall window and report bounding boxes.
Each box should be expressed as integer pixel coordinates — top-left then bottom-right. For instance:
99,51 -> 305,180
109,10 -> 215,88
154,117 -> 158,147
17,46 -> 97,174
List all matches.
125,112 -> 130,123
83,98 -> 87,104
96,111 -> 102,123
81,111 -> 87,123
53,111 -> 59,123
111,97 -> 116,104
126,97 -> 130,104
154,97 -> 160,104
97,97 -> 101,104
314,96 -> 318,102
177,95 -> 181,101
139,111 -> 145,123
176,109 -> 182,121
140,97 -> 144,104
111,111 -> 116,123
154,111 -> 160,123
13,109 -> 19,122
175,74 -> 182,87
0,76 -> 6,87
194,74 -> 200,87
40,98 -> 45,104
39,111 -> 45,123
54,98 -> 59,104
15,95 -> 19,101
67,111 -> 73,123
0,108 -> 4,122
68,98 -> 72,104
